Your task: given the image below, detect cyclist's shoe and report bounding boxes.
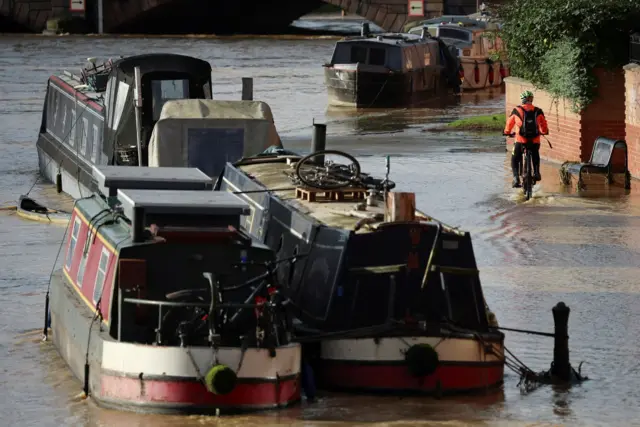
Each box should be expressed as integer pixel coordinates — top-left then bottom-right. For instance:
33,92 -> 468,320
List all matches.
512,177 -> 522,188
534,171 -> 542,181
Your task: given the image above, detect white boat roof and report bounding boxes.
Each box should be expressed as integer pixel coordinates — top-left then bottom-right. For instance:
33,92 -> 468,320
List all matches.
117,189 -> 250,218
93,165 -> 214,197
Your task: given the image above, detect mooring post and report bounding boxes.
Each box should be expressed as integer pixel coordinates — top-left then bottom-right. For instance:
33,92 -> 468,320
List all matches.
311,122 -> 326,165
551,302 -> 571,381
241,77 -> 253,101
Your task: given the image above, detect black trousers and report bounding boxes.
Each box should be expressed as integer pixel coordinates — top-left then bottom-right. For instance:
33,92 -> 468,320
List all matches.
511,142 -> 540,177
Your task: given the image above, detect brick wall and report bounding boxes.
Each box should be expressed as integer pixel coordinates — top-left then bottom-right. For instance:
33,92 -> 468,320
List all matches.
504,70 -> 626,166
625,64 -> 640,177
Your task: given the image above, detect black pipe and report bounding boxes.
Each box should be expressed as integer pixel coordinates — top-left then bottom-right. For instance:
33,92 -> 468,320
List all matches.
83,363 -> 90,396
42,293 -> 50,340
310,123 -> 326,166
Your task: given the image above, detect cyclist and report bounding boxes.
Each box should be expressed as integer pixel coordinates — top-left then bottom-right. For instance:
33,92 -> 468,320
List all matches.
503,90 -> 549,188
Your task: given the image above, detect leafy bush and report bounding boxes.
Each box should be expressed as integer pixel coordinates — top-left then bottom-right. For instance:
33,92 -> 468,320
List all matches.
495,0 -> 640,111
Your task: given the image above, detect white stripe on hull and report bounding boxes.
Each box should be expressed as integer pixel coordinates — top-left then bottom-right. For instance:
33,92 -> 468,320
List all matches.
102,340 -> 301,379
320,336 -> 503,363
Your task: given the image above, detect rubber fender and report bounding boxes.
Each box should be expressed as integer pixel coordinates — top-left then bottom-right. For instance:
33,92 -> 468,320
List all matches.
404,343 -> 439,377
204,364 -> 237,395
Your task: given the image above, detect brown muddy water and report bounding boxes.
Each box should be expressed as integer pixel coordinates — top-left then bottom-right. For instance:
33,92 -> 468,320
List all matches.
1,35 -> 640,427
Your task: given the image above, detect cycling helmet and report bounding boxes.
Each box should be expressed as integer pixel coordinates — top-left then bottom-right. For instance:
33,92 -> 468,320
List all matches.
520,90 -> 534,100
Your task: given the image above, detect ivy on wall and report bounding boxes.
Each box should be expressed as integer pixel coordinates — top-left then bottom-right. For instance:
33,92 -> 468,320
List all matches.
495,0 -> 640,112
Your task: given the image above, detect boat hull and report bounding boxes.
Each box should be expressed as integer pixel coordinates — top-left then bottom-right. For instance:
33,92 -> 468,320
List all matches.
37,133 -> 95,199
316,336 -> 504,394
324,67 -> 448,108
49,271 -> 302,414
460,59 -> 509,91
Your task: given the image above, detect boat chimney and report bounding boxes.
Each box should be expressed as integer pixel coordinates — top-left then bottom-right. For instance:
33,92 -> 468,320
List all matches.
361,22 -> 371,37
310,121 -> 327,166
420,26 -> 429,39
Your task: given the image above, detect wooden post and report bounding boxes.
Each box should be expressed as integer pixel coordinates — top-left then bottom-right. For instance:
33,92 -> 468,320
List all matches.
384,192 -> 416,222
242,77 -> 253,101
550,302 -> 571,381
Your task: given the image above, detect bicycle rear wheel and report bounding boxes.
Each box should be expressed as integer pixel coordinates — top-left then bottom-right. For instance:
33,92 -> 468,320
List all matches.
522,151 -> 533,200
295,150 -> 361,190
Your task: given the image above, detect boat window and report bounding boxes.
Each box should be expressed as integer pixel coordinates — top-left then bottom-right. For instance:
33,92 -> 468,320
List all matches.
91,124 -> 100,163
151,79 -> 190,121
438,27 -> 472,42
69,108 -> 76,146
441,272 -> 482,329
350,46 -> 367,64
77,250 -> 88,287
80,117 -> 89,156
93,247 -> 111,303
65,216 -> 82,271
186,128 -> 244,177
50,90 -> 59,131
369,48 -> 386,66
112,81 -> 130,131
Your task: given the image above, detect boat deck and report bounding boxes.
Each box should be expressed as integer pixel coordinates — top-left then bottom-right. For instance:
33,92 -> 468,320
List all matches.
238,158 -> 420,233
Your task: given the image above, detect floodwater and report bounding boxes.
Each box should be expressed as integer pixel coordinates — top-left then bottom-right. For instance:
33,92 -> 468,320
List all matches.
1,33 -> 640,427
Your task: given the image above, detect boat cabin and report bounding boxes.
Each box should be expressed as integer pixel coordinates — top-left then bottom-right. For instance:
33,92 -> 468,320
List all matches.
327,32 -> 444,72
147,99 -> 281,178
408,18 -> 504,59
61,165 -> 276,347
103,54 -> 213,166
39,54 -> 213,173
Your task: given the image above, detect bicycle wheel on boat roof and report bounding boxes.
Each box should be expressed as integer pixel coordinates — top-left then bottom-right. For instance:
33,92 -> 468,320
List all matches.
295,149 -> 362,190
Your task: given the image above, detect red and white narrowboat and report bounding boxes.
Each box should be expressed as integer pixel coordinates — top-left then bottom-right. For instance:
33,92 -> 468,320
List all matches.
46,165 -> 301,414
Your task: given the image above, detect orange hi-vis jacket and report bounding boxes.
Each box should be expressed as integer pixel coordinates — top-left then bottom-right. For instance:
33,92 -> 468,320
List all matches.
504,103 -> 549,144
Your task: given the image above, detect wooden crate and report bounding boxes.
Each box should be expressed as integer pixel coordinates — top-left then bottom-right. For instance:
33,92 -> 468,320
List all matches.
295,187 -> 367,202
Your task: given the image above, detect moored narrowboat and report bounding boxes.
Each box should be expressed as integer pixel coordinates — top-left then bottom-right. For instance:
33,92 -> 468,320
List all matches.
408,16 -> 510,90
143,97 -> 506,395
36,53 -> 214,199
47,165 -> 301,413
323,24 -> 462,108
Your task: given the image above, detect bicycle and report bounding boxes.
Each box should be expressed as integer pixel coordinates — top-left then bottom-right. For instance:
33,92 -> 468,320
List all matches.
504,133 -> 536,201
161,254 -> 307,348
292,149 -> 396,192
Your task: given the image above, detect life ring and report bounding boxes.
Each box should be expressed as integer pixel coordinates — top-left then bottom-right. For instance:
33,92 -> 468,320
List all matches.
204,364 -> 237,395
404,343 -> 439,377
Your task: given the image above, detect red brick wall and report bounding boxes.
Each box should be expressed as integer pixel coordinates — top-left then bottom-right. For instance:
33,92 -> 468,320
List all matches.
504,69 -> 626,166
625,64 -> 640,177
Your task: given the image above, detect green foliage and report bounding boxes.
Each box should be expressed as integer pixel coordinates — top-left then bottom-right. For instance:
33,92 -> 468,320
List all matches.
495,0 -> 640,112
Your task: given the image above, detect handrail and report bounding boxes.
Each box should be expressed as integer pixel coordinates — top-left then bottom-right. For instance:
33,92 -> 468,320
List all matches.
119,296 -> 283,345
122,297 -> 275,310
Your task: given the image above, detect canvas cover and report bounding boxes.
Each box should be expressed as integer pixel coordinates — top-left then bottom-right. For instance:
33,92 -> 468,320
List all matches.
147,99 -> 282,178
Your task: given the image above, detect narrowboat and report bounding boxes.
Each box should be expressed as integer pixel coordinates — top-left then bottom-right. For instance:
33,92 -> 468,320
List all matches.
47,165 -> 301,413
408,16 -> 510,90
144,97 -> 505,395
36,53 -> 215,199
323,23 -> 462,108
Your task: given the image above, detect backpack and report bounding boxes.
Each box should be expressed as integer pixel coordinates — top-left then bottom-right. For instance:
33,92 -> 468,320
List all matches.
516,107 -> 540,139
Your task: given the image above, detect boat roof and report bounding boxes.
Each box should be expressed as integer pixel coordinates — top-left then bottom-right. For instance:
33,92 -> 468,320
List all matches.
156,99 -> 276,122
93,165 -> 214,197
233,158 -> 431,232
49,53 -> 212,108
117,189 -> 250,219
339,32 -> 438,47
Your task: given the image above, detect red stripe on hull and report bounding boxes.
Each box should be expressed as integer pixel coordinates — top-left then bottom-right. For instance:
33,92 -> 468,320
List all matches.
100,374 -> 301,410
318,362 -> 504,393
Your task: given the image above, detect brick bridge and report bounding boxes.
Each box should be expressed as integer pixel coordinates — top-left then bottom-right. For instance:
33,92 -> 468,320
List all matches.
0,0 -> 479,34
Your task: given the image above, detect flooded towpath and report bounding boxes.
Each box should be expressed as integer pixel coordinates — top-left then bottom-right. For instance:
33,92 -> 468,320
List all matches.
1,35 -> 639,427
